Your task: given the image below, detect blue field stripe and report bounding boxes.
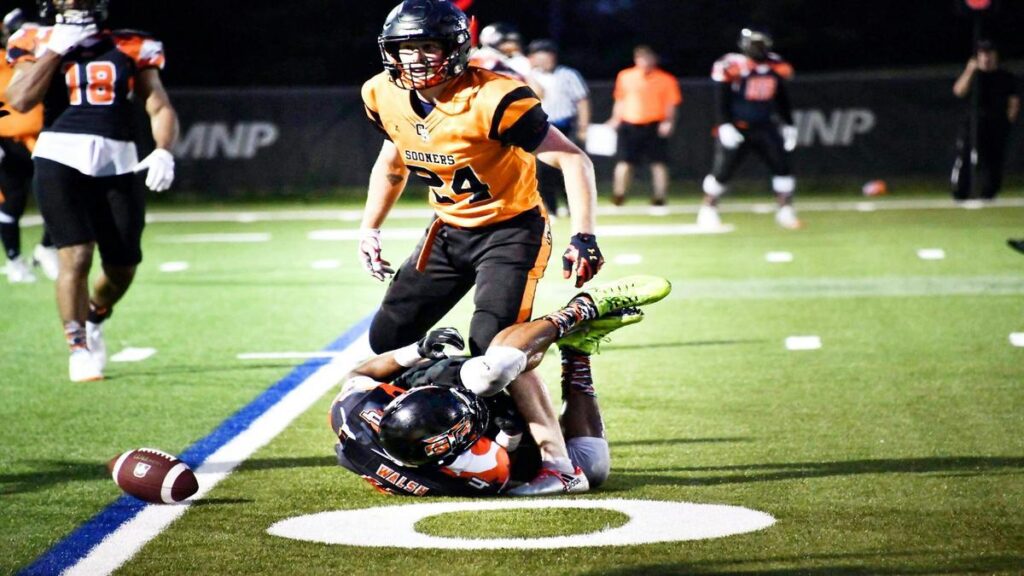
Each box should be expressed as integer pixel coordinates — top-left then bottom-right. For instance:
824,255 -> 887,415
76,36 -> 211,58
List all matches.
19,312 -> 375,576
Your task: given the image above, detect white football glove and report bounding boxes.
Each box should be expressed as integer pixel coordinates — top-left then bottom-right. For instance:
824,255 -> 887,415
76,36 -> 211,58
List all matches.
781,125 -> 799,152
717,123 -> 744,149
132,149 -> 175,192
358,228 -> 394,282
46,24 -> 97,56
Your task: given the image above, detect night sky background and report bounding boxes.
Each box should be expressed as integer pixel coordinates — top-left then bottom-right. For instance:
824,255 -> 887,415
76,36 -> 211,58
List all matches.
4,0 -> 1022,87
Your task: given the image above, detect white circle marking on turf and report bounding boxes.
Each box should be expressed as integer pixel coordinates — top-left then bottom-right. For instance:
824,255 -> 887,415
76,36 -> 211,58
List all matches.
266,499 -> 775,549
916,248 -> 946,261
1010,333 -> 1024,348
765,251 -> 793,263
785,336 -> 822,351
158,262 -> 189,273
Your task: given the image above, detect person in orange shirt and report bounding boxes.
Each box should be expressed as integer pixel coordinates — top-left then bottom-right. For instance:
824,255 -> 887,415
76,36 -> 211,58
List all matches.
0,8 -> 56,283
607,45 -> 681,206
359,0 -> 606,496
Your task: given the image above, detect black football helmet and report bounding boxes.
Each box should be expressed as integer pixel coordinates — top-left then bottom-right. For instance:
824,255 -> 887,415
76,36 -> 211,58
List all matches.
738,27 -> 773,61
38,0 -> 108,25
378,385 -> 489,467
378,0 -> 471,90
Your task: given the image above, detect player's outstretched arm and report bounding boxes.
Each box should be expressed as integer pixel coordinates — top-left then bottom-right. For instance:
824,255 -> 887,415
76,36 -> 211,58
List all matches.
134,69 -> 179,192
358,141 -> 408,281
534,127 -> 604,288
345,327 -> 465,384
5,56 -> 60,113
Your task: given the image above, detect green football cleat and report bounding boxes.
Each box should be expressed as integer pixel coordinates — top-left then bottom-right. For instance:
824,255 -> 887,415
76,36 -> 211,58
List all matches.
579,275 -> 672,316
558,307 -> 645,355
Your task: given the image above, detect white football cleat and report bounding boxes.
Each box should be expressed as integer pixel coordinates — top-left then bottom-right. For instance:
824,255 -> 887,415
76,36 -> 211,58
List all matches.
69,348 -> 103,382
5,256 -> 37,283
775,205 -> 803,230
86,321 -> 107,371
33,244 -> 59,280
507,465 -> 590,496
696,205 -> 723,229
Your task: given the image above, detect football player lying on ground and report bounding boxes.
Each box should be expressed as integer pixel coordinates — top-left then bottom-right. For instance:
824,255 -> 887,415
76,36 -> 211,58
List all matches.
328,275 -> 671,496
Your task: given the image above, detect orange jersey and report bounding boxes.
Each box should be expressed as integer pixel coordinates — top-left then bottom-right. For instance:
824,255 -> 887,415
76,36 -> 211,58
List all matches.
362,66 -> 549,228
612,66 -> 682,125
0,48 -> 43,145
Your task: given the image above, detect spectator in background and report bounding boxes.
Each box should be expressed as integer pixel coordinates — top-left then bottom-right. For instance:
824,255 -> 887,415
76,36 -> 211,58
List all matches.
0,8 -> 57,283
528,39 -> 590,217
951,39 -> 1019,201
607,45 -> 680,207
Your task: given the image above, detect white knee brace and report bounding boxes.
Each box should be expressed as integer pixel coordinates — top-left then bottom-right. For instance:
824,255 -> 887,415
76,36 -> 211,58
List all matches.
458,346 -> 527,397
772,175 -> 796,195
702,175 -> 727,197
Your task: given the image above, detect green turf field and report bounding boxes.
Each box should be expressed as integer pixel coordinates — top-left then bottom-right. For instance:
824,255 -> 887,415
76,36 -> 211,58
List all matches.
2,190 -> 1023,575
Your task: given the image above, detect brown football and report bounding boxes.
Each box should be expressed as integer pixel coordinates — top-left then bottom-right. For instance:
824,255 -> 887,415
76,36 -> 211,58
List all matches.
107,448 -> 199,504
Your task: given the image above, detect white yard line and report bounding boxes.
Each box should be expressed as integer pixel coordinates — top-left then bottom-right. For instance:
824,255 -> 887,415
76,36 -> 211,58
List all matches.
15,197 -> 1024,228
63,332 -> 372,576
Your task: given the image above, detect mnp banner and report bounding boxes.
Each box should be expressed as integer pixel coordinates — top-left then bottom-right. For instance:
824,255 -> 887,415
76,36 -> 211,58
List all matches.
157,71 -> 1021,196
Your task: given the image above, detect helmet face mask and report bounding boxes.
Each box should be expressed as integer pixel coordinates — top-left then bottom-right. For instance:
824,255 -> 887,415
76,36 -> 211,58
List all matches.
39,0 -> 109,25
739,28 -> 773,60
379,0 -> 471,91
378,386 -> 489,467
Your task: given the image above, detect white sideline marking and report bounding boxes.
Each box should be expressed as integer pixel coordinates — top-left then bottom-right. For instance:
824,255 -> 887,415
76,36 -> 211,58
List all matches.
672,275 -> 1024,300
752,204 -> 776,214
158,262 -> 189,273
612,254 -> 643,265
110,348 -> 157,363
156,233 -> 271,243
1010,333 -> 1024,347
785,336 -> 822,351
311,259 -> 341,270
268,499 -> 776,549
765,251 -> 794,263
236,351 -> 343,360
917,248 -> 946,261
309,224 -> 734,242
855,202 -> 877,212
15,197 -> 1024,229
65,333 -> 373,576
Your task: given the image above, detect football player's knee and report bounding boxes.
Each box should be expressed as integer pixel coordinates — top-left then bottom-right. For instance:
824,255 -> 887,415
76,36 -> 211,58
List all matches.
459,346 -> 527,397
368,312 -> 411,354
772,175 -> 796,195
568,437 -> 610,488
702,175 -> 727,197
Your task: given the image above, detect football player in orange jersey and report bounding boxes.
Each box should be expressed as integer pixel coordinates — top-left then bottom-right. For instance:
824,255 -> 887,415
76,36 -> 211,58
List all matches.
329,275 -> 670,496
6,0 -> 179,382
0,8 -> 56,283
698,28 -> 802,230
358,0 -> 604,492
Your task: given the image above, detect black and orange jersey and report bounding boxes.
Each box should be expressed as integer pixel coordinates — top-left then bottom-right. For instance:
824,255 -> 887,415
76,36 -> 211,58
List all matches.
0,48 -> 43,147
362,66 -> 549,228
329,357 -> 511,497
6,26 -> 165,141
711,52 -> 794,126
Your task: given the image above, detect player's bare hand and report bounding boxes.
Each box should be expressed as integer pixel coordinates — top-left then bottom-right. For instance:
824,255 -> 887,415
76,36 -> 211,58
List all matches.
562,233 -> 604,288
358,228 -> 395,282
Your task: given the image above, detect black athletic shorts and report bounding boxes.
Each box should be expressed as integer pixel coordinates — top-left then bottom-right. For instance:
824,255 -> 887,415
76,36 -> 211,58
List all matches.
33,157 -> 144,265
0,138 -> 35,217
617,121 -> 669,164
712,123 -> 791,181
368,206 -> 552,356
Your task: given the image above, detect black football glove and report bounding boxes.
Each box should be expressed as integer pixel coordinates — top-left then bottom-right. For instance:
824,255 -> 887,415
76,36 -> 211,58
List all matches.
416,327 -> 465,360
562,233 -> 604,288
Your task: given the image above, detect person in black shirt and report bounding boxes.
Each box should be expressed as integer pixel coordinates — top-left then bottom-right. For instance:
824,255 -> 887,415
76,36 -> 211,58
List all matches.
951,40 -> 1020,200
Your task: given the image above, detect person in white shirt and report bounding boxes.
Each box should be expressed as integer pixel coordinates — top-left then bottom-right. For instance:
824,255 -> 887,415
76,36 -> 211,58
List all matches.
528,39 -> 590,217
